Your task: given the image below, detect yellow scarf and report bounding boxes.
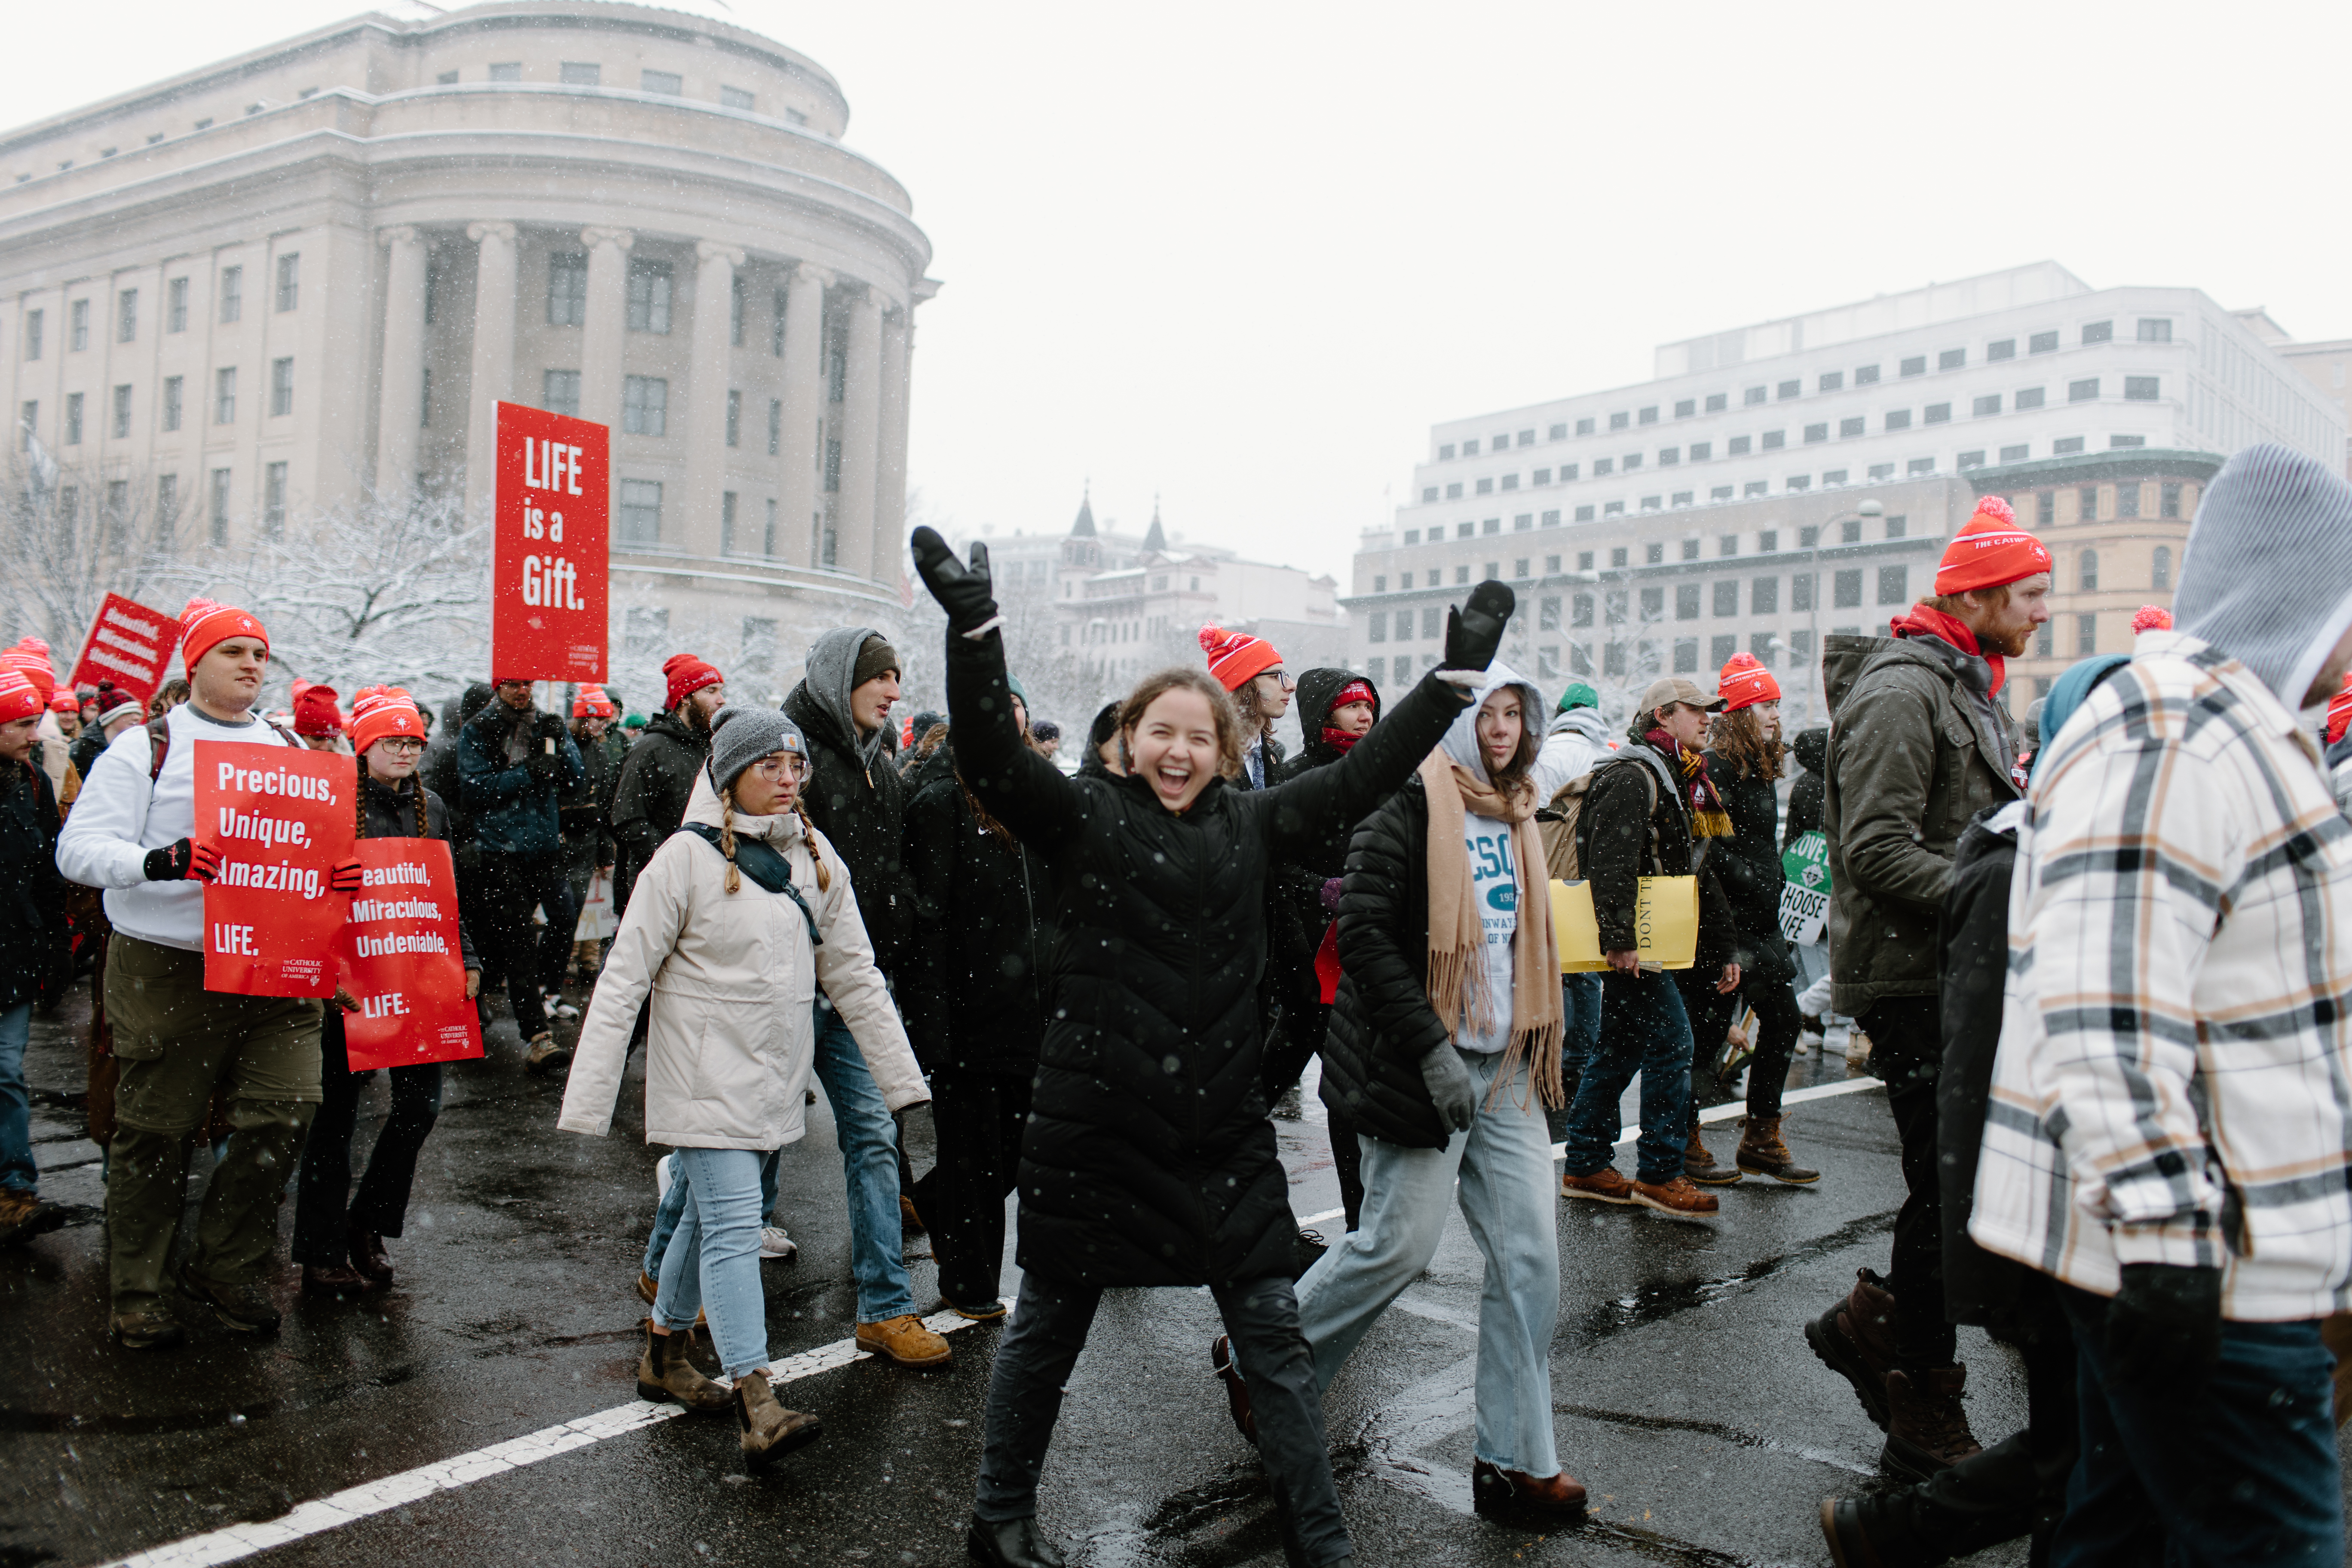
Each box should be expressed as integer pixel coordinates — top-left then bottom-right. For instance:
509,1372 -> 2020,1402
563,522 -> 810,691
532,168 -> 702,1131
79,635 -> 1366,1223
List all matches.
1418,749 -> 1566,1111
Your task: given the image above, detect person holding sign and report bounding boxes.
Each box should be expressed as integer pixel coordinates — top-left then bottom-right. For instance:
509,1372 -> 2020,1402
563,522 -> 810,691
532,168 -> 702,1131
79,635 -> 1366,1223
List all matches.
292,687 -> 479,1300
1556,677 -> 1741,1217
56,599 -> 342,1349
558,708 -> 927,1470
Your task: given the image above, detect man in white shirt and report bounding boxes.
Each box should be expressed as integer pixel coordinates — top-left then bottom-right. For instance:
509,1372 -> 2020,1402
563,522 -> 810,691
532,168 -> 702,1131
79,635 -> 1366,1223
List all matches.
57,600 -> 330,1350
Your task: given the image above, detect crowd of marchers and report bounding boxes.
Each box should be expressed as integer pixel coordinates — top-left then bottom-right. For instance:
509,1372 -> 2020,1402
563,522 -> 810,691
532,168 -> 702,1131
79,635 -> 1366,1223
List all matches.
5,442 -> 2352,1568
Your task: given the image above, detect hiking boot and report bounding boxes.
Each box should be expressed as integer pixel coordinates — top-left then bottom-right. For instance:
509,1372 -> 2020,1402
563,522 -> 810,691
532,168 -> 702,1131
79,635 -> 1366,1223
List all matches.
1561,1166 -> 1636,1204
177,1263 -> 282,1335
1631,1175 -> 1719,1215
967,1516 -> 1068,1568
110,1301 -> 185,1350
1471,1458 -> 1588,1518
300,1263 -> 377,1299
0,1187 -> 67,1247
1684,1122 -> 1743,1185
524,1032 -> 572,1075
1736,1115 -> 1821,1185
349,1224 -> 394,1283
636,1319 -> 732,1411
858,1313 -> 952,1369
1882,1365 -> 1982,1480
734,1366 -> 823,1470
635,1268 -> 707,1328
1805,1268 -> 1899,1430
1818,1497 -> 1893,1568
900,1194 -> 925,1233
1210,1333 -> 1256,1443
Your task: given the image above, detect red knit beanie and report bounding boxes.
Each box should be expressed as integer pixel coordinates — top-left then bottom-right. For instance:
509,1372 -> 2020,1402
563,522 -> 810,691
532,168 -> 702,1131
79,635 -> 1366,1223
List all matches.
572,684 -> 617,718
1717,652 -> 1781,713
0,639 -> 56,701
1934,497 -> 2053,596
1198,625 -> 1281,692
662,653 -> 723,710
0,668 -> 40,724
292,683 -> 343,737
2131,605 -> 2173,634
179,597 -> 269,673
349,686 -> 424,754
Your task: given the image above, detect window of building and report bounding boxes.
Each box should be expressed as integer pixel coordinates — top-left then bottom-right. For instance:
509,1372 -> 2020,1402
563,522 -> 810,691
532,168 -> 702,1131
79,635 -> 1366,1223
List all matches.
1817,371 -> 1844,393
1792,572 -> 1815,612
1745,480 -> 1768,496
1851,365 -> 1881,387
618,478 -> 663,545
1727,435 -> 1752,456
2153,545 -> 2172,590
2160,481 -> 2183,518
721,85 -> 756,111
275,253 -> 299,312
1474,478 -> 1493,496
1659,447 -> 1680,466
1513,557 -> 1531,578
1560,462 -> 1580,481
208,467 -> 232,545
1936,348 -> 1963,371
1403,530 -> 1420,545
1645,542 -> 1664,564
1609,546 -> 1628,567
2034,623 -> 2054,658
270,357 -> 294,416
1455,566 -> 1470,585
1420,487 -> 1438,503
1512,512 -> 1532,530
1608,412 -> 1628,432
1924,403 -> 1951,424
767,398 -> 782,456
2011,386 -> 2046,412
1638,406 -> 1659,426
2077,613 -> 2098,655
1366,611 -> 1387,644
437,70 -> 459,84
1899,355 -> 1925,377
161,374 -> 182,432
1840,520 -> 1862,544
1972,394 -> 2001,417
1438,443 -> 1456,460
1593,458 -> 1614,477
1708,579 -> 1735,617
1576,506 -> 1596,523
1752,576 -> 1778,615
1876,565 -> 1908,605
542,369 -> 581,419
722,388 -> 742,448
2079,484 -> 2100,519
220,264 -> 242,323
1672,638 -> 1697,674
2078,549 -> 2099,591
640,69 -> 683,95
719,491 -> 740,553
1774,380 -> 1798,400
1675,399 -> 1695,418
2052,436 -> 2085,455
1713,485 -> 1735,500
1868,463 -> 1894,481
1885,409 -> 1912,431
1532,469 -> 1551,486
1453,522 -> 1472,539
1711,634 -> 1737,666
1908,457 -> 1935,475
1804,423 -> 1828,444
548,251 -> 588,325
69,299 -> 89,351
1761,430 -> 1785,450
489,61 -> 523,82
622,375 -> 668,435
1491,433 -> 1509,449
1823,469 -> 1848,486
166,276 -> 188,333
1548,423 -> 1568,440
1957,450 -> 1985,469
214,367 -> 236,424
1517,429 -> 1535,446
1545,554 -> 1561,572
1833,569 -> 1863,608
1884,515 -> 1907,540
1576,417 -> 1596,435
107,383 -> 129,438
2116,481 -> 2143,520
21,309 -> 40,360
116,289 -> 136,343
2123,376 -> 2159,401
1744,386 -> 1767,406
1706,392 -> 1728,412
2110,435 -> 2144,449
2081,321 -> 2113,345
627,260 -> 673,333
2029,330 -> 2058,354
1838,416 -> 1865,439
1679,538 -> 1700,561
1672,490 -> 1694,507
1985,338 -> 2017,361
560,61 -> 601,87
1688,441 -> 1711,461
1675,583 -> 1701,619
2137,318 -> 2172,343
1786,475 -> 1812,492
1640,585 -> 1664,618
419,365 -> 432,427
1571,593 -> 1595,628
2034,490 -> 2055,526
155,474 -> 177,545
1534,594 -> 1560,631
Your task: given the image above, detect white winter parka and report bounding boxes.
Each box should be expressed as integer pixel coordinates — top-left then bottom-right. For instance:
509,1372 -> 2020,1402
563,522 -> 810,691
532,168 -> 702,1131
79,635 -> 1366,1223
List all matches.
557,772 -> 925,1148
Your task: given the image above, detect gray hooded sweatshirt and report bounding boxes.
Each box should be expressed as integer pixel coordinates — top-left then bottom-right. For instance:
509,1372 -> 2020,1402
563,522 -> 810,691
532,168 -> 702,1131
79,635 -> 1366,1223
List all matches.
2171,443 -> 2352,709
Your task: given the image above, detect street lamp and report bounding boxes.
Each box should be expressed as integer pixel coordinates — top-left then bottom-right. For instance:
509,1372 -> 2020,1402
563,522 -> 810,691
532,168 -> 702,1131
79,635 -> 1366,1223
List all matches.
1798,498 -> 1882,731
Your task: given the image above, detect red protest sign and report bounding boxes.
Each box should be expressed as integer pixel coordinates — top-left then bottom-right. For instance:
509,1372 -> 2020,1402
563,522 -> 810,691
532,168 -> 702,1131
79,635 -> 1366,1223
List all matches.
337,839 -> 484,1072
492,400 -> 608,683
69,592 -> 183,703
193,741 -> 355,997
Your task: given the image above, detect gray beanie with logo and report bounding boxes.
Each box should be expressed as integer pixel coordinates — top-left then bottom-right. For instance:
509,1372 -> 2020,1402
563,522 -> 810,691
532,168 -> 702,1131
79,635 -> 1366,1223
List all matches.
706,706 -> 808,796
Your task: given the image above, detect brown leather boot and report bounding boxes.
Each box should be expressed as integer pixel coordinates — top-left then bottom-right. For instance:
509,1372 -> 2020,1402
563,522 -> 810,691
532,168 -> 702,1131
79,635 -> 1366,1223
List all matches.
1684,1120 -> 1743,1185
1881,1365 -> 1982,1480
734,1366 -> 823,1470
636,1319 -> 731,1411
1805,1268 -> 1899,1429
1736,1115 -> 1821,1184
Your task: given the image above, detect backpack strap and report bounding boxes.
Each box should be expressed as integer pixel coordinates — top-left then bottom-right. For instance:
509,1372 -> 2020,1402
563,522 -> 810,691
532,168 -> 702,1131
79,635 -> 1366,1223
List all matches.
147,714 -> 301,781
677,823 -> 822,947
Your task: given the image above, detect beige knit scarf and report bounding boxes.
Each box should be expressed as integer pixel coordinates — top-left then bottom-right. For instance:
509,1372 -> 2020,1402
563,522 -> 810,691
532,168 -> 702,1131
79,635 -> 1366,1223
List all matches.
1418,749 -> 1566,1111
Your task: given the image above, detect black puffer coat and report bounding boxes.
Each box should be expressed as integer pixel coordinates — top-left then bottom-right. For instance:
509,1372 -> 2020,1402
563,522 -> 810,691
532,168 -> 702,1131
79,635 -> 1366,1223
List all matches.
557,721 -> 621,871
945,627 -> 1470,1288
1783,727 -> 1828,850
1575,729 -> 1737,968
1267,669 -> 1382,1013
1698,751 -> 1794,984
609,709 -> 706,915
1317,777 -> 1453,1148
901,770 -> 1051,1076
782,685 -> 911,979
0,758 -> 65,1011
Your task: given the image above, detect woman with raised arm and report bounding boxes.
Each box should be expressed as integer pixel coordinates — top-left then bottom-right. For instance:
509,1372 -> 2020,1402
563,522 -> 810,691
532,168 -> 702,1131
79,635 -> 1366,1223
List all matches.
910,527 -> 1511,1568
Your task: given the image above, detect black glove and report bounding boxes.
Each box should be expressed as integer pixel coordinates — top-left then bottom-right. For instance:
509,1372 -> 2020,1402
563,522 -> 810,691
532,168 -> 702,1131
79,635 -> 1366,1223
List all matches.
910,526 -> 999,635
1443,580 -> 1515,671
525,751 -> 563,786
143,838 -> 194,882
536,712 -> 567,741
2107,1261 -> 2223,1390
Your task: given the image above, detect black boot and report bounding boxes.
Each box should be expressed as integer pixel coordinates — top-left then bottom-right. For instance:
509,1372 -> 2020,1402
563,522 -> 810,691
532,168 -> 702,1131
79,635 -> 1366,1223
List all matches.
966,1516 -> 1068,1568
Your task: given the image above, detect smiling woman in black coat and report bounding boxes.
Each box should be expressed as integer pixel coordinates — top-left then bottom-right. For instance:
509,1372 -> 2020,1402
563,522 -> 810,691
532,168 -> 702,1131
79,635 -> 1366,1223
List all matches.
912,527 -> 1508,1568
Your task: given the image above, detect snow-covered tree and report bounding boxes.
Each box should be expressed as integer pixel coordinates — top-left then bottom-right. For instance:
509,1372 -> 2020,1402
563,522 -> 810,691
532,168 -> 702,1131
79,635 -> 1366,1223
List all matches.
0,454 -> 181,664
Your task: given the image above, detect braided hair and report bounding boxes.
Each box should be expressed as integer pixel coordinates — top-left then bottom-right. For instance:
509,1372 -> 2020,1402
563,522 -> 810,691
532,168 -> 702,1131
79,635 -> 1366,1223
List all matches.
353,758 -> 432,840
791,798 -> 829,892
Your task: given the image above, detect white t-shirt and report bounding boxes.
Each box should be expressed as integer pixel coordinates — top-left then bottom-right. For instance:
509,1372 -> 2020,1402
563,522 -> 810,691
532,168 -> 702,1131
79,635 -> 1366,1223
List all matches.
1455,810 -> 1519,1054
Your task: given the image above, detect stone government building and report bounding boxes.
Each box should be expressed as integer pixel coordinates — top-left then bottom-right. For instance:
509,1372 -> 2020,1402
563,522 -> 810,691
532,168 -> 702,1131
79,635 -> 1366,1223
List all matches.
0,0 -> 934,702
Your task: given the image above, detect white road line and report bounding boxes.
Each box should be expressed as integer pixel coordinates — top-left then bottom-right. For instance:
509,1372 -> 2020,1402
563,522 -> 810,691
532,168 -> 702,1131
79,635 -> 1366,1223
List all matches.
1294,1075 -> 1883,1229
96,1305 -> 1000,1568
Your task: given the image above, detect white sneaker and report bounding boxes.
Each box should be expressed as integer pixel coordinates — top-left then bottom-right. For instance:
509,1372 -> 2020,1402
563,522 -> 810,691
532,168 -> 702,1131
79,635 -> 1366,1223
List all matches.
759,1225 -> 796,1262
1795,1030 -> 1823,1058
655,1153 -> 674,1201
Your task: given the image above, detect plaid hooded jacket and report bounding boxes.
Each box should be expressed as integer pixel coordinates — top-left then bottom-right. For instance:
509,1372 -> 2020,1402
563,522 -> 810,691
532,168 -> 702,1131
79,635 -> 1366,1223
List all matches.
1969,631 -> 2352,1320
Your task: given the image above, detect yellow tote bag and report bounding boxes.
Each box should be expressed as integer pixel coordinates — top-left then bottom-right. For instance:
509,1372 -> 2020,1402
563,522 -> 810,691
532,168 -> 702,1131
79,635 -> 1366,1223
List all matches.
1551,877 -> 1700,973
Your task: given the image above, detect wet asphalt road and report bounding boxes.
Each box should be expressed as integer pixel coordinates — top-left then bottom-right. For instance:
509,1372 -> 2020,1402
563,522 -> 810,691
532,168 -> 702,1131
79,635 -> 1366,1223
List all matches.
7,980 -> 2345,1568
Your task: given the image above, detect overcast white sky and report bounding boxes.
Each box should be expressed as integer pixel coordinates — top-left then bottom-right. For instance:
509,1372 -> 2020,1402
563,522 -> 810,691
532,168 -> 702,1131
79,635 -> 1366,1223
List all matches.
5,1 -> 2346,582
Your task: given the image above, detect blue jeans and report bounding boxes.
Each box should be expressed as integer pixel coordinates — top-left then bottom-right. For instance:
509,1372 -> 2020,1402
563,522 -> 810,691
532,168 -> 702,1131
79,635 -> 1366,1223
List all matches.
1558,969 -> 1693,1184
1293,1049 -> 1561,1478
643,1148 -> 779,1276
652,1146 -> 770,1379
0,1002 -> 32,1194
1544,974 -> 1605,1146
2055,1286 -> 2342,1568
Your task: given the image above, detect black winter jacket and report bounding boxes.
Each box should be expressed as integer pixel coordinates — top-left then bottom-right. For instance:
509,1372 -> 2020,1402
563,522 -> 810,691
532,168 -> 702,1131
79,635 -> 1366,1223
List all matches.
355,772 -> 478,969
1317,778 -> 1454,1148
609,710 -> 707,915
782,683 -> 911,979
1698,752 -> 1794,985
0,759 -> 65,1011
1783,728 -> 1828,849
557,722 -> 620,870
1574,731 -> 1737,967
901,772 -> 1052,1075
1266,669 -> 1382,1013
944,622 -> 1470,1288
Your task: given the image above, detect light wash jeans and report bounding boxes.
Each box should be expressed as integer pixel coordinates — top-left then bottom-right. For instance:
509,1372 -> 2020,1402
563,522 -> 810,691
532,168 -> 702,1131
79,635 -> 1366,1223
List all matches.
0,1002 -> 33,1194
1292,1047 -> 1561,1478
640,997 -> 916,1323
652,1145 -> 770,1379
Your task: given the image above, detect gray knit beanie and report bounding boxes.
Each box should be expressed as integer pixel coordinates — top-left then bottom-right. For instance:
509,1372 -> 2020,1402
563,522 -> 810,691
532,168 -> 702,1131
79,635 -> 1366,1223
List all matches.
2175,444 -> 2352,706
706,706 -> 808,796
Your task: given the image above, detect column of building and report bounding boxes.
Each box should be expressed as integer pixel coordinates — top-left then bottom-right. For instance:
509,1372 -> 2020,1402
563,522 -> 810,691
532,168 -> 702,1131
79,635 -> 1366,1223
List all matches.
462,220 -> 518,522
874,303 -> 913,588
578,226 -> 633,435
681,240 -> 744,558
773,263 -> 830,568
374,226 -> 429,502
833,288 -> 883,581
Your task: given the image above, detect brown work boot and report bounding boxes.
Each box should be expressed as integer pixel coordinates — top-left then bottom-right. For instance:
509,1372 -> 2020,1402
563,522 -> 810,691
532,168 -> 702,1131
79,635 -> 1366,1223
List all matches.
858,1313 -> 952,1369
1736,1115 -> 1821,1185
1210,1334 -> 1256,1443
524,1032 -> 572,1075
300,1262 -> 376,1299
1805,1268 -> 1899,1429
1630,1175 -> 1719,1215
634,1268 -> 707,1329
1882,1365 -> 1982,1480
109,1301 -> 185,1350
1561,1166 -> 1636,1204
0,1187 -> 67,1248
1471,1458 -> 1588,1518
1684,1121 -> 1743,1185
734,1366 -> 823,1470
900,1194 -> 925,1233
349,1224 -> 394,1284
636,1319 -> 731,1411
